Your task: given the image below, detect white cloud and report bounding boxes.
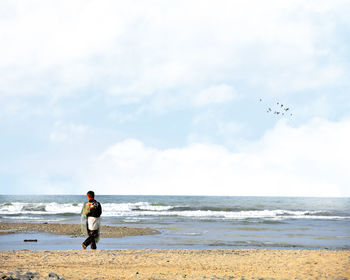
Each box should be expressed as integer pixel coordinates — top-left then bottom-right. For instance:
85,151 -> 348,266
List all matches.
217,121 -> 245,139
50,121 -> 88,143
189,109 -> 246,147
193,84 -> 236,106
79,118 -> 350,197
0,0 -> 348,110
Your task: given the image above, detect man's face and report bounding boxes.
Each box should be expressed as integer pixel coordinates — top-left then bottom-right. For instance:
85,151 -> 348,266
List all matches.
87,195 -> 92,201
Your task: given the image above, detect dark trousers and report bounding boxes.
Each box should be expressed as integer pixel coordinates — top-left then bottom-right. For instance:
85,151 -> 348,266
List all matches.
83,229 -> 98,249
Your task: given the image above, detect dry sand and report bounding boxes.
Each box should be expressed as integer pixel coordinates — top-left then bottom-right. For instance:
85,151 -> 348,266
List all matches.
0,222 -> 159,238
0,249 -> 349,280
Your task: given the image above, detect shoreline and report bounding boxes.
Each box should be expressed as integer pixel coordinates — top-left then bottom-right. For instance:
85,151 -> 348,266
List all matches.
0,249 -> 349,279
0,222 -> 160,238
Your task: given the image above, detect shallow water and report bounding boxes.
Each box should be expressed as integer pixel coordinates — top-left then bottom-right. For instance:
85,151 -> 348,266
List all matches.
0,195 -> 349,250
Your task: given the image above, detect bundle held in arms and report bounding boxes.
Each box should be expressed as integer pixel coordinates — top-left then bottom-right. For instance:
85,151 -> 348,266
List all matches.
81,202 -> 100,243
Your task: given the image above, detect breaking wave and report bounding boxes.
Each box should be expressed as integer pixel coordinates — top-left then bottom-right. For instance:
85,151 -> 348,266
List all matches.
0,201 -> 348,220
0,202 -> 82,216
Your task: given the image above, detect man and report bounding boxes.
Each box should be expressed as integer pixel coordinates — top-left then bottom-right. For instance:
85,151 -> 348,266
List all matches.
81,191 -> 102,250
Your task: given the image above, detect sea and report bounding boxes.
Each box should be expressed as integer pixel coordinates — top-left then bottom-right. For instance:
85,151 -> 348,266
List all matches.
0,195 -> 349,251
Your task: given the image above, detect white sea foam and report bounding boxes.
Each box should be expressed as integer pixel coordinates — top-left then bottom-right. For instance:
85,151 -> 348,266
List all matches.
180,232 -> 203,236
0,202 -> 83,215
5,216 -> 43,220
102,202 -> 173,212
0,201 -> 348,220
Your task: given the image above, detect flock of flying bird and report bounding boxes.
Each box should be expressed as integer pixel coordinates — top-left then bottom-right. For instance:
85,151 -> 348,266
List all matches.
259,98 -> 293,117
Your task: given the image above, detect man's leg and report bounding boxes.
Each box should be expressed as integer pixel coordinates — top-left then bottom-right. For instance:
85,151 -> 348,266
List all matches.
89,230 -> 98,249
91,234 -> 96,250
83,229 -> 98,249
83,229 -> 94,248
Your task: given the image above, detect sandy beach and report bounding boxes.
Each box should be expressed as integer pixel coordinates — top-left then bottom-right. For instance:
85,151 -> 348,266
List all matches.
0,204 -> 349,279
0,249 -> 349,279
0,222 -> 159,238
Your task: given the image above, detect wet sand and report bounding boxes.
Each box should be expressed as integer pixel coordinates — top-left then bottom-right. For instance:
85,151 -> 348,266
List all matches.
0,249 -> 349,279
0,222 -> 160,238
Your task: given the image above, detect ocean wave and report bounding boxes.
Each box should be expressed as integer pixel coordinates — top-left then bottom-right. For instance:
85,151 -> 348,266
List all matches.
102,208 -> 349,220
0,202 -> 83,215
21,204 -> 46,212
3,215 -> 43,220
102,202 -> 174,212
304,211 -> 335,216
0,201 -> 348,220
169,206 -> 260,212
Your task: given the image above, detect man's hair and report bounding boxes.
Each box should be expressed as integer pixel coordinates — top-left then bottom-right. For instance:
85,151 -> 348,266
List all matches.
87,191 -> 95,198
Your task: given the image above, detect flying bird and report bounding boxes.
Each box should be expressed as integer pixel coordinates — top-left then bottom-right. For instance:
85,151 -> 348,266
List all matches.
260,100 -> 293,118
259,98 -> 293,118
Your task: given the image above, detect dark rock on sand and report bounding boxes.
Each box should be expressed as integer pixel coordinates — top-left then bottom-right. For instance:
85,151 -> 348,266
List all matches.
0,271 -> 66,280
0,271 -> 40,280
47,272 -> 62,279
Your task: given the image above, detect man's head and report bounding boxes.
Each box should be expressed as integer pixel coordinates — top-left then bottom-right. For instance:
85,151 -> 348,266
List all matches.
87,191 -> 95,200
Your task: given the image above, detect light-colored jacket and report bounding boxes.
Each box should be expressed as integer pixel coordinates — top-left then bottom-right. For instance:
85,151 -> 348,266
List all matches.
87,216 -> 100,230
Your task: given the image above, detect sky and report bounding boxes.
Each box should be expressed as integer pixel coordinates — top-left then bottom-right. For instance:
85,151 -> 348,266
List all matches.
0,0 -> 350,196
